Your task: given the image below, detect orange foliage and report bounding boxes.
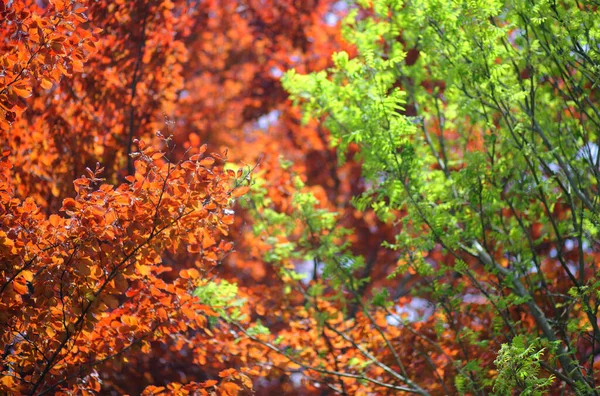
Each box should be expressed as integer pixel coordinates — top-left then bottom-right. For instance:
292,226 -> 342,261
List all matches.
1,0 -> 350,394
0,131 -> 251,393
1,0 -> 593,393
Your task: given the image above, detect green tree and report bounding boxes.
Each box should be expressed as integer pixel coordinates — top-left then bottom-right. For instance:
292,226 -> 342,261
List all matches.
238,0 -> 600,393
493,335 -> 554,395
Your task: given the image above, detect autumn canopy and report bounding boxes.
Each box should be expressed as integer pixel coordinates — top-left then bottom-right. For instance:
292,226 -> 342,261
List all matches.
1,0 -> 600,395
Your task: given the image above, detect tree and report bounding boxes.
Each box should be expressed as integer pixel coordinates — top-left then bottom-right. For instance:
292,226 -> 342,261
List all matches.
0,129 -> 257,394
1,0 -> 346,394
3,0 -> 599,394
230,0 -> 600,394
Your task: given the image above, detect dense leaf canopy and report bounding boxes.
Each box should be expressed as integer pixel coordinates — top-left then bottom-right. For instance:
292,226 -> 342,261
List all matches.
1,0 -> 599,394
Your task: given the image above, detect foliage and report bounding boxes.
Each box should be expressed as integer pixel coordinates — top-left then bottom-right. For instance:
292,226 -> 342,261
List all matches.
273,0 -> 600,393
493,336 -> 554,395
0,0 -> 345,393
0,131 -> 248,394
193,280 -> 247,323
2,0 -> 600,394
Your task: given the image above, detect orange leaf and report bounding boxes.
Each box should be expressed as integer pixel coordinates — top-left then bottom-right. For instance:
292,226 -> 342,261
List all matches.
49,214 -> 61,227
231,186 -> 250,198
20,271 -> 34,283
199,157 -> 215,167
40,77 -> 53,89
202,230 -> 216,249
83,40 -> 96,52
13,280 -> 28,295
187,243 -> 200,253
157,307 -> 168,321
61,198 -> 78,212
181,268 -> 200,279
202,380 -> 218,388
12,85 -> 32,98
136,263 -> 152,277
50,0 -> 66,10
0,375 -> 14,387
243,367 -> 261,376
220,382 -> 241,396
218,368 -> 237,378
72,59 -> 84,73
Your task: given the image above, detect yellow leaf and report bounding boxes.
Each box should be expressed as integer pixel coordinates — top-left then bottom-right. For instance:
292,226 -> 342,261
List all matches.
136,263 -> 151,276
239,374 -> 253,390
20,270 -> 34,282
0,374 -> 14,387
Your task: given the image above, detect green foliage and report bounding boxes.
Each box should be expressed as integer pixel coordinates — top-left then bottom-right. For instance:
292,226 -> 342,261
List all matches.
246,320 -> 271,337
245,172 -> 366,312
493,336 -> 554,395
193,280 -> 246,323
278,0 -> 599,392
